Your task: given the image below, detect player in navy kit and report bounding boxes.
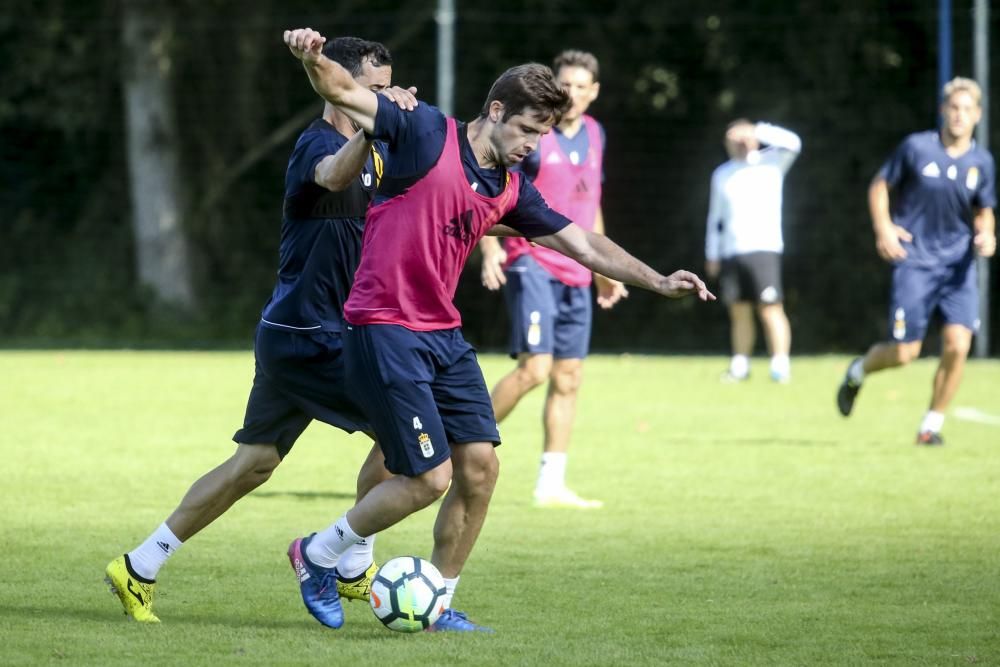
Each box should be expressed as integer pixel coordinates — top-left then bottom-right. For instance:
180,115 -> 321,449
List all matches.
105,37 -> 419,623
837,77 -> 996,445
282,26 -> 714,633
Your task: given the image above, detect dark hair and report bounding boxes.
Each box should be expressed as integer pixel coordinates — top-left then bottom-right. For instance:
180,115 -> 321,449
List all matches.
478,63 -> 571,124
322,36 -> 392,77
553,50 -> 599,82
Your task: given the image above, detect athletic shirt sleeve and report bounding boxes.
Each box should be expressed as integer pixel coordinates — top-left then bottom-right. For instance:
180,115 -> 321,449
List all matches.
974,151 -> 997,209
500,177 -> 572,238
879,135 -> 915,188
370,95 -> 448,200
285,123 -> 347,198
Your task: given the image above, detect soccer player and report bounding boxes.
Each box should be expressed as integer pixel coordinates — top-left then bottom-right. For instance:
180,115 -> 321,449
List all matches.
105,37 -> 418,623
836,77 -> 996,445
478,50 -> 627,509
705,118 -> 801,383
283,27 -> 714,633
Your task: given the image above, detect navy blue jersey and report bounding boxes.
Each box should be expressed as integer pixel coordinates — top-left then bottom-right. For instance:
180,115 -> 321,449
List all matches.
260,119 -> 379,333
518,121 -> 606,182
879,130 -> 996,267
370,95 -> 571,238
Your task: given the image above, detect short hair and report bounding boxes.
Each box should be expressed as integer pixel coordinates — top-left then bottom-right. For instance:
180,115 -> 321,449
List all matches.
942,77 -> 982,105
322,36 -> 392,77
478,63 -> 572,124
553,49 -> 599,82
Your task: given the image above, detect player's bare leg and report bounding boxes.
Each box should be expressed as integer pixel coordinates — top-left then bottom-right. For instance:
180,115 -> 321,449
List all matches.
166,443 -> 283,541
913,324 -> 973,444
489,353 -> 552,421
758,302 -> 791,382
725,301 -> 755,381
430,441 -> 499,579
426,441 -> 499,632
533,358 -> 599,508
837,339 -> 922,418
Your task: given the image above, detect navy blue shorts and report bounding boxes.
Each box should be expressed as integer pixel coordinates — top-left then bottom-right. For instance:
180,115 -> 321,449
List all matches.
887,259 -> 979,343
344,324 -> 500,477
233,325 -> 371,458
503,255 -> 592,359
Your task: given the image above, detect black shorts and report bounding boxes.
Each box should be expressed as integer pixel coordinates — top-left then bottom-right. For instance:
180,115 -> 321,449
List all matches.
232,325 -> 371,458
720,251 -> 783,305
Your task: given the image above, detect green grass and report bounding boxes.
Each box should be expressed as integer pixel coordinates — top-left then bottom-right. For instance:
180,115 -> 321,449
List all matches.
1,351 -> 999,666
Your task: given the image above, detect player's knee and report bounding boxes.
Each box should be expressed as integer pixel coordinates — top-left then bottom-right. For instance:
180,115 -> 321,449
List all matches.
231,444 -> 281,489
453,445 -> 499,493
419,462 -> 454,500
518,359 -> 551,388
551,366 -> 583,395
895,342 -> 921,365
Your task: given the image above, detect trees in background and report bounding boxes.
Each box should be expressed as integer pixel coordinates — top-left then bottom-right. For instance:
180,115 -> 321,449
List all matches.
0,1 -> 994,350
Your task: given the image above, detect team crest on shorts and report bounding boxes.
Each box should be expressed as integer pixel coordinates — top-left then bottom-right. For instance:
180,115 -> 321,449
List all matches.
527,311 -> 542,346
417,432 -> 434,458
893,307 -> 906,340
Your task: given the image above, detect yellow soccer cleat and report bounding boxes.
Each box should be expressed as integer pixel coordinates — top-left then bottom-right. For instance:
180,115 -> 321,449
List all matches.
105,555 -> 160,623
337,561 -> 378,602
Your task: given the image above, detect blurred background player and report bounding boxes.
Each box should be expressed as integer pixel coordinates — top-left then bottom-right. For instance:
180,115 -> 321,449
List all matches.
479,50 -> 627,509
104,37 -> 418,623
837,77 -> 996,445
705,119 -> 801,383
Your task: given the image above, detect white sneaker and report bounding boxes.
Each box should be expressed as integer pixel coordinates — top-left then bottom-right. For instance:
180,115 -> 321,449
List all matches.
533,487 -> 603,509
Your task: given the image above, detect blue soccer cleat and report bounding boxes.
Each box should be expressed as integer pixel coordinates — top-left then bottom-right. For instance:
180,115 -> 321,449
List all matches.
426,608 -> 494,633
288,535 -> 344,629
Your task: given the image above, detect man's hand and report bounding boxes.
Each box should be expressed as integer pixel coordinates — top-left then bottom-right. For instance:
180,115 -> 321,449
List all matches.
974,231 -> 997,258
284,28 -> 326,64
656,270 -> 716,301
379,86 -> 418,111
480,246 -> 507,291
875,223 -> 912,262
704,260 -> 720,280
594,274 -> 628,309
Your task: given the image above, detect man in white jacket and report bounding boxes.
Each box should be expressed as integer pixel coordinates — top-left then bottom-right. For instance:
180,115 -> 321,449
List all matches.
705,119 -> 801,383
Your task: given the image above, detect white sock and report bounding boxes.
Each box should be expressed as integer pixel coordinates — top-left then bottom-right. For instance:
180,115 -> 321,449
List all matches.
336,534 -> 376,579
306,516 -> 362,570
730,354 -> 749,378
920,411 -> 945,434
536,452 -> 567,494
770,354 -> 790,376
440,575 -> 459,610
127,522 -> 183,580
848,358 -> 865,385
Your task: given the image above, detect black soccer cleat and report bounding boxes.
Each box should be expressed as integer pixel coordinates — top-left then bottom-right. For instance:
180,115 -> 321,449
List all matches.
836,357 -> 863,417
915,431 -> 944,446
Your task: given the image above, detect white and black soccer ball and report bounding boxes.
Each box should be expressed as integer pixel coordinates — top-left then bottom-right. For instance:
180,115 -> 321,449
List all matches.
369,556 -> 446,633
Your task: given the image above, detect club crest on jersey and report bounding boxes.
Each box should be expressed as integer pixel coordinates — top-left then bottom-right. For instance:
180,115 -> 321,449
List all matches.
418,432 -> 434,458
362,173 -> 372,187
966,167 -> 979,190
921,162 -> 940,178
946,164 -> 957,180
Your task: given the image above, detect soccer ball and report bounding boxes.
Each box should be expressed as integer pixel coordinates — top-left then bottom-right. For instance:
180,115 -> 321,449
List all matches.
370,556 -> 447,633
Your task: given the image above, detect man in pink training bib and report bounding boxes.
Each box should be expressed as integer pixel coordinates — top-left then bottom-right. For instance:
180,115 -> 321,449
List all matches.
283,26 -> 715,633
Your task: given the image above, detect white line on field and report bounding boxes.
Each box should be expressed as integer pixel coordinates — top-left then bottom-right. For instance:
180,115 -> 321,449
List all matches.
953,407 -> 1000,426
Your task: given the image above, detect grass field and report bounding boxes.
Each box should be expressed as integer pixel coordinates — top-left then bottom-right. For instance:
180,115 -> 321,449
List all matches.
1,351 -> 999,666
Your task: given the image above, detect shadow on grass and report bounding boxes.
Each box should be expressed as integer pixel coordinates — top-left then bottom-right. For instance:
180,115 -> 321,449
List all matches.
250,490 -> 356,501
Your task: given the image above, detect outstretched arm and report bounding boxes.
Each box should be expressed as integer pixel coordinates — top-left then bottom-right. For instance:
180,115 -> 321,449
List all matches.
591,207 -> 629,309
532,223 -> 715,301
284,28 -> 379,134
